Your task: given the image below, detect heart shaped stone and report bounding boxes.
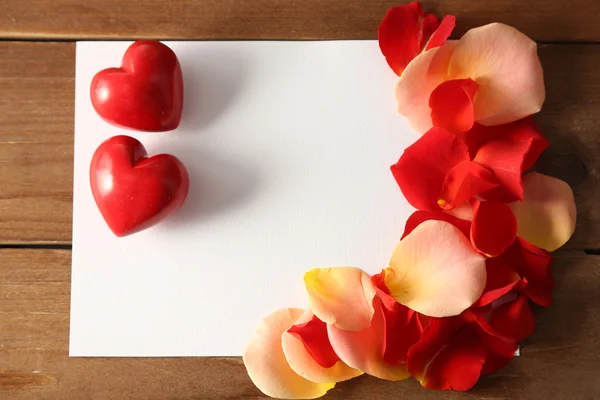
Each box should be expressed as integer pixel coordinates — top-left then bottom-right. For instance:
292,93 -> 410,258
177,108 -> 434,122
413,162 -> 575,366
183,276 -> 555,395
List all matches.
90,40 -> 184,132
90,135 -> 189,236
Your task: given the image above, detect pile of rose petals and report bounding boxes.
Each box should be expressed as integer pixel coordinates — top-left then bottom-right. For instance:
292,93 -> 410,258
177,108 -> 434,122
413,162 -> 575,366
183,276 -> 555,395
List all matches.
243,2 -> 576,398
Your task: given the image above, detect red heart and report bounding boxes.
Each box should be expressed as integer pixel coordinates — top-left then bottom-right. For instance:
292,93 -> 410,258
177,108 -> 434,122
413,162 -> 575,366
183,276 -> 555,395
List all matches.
90,135 -> 189,237
90,40 -> 184,132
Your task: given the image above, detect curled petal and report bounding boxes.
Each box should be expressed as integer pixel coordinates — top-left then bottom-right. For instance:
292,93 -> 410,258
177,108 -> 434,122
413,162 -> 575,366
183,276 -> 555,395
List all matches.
283,310 -> 362,383
378,2 -> 441,76
472,118 -> 550,202
402,210 -> 472,240
429,78 -> 479,134
466,311 -> 518,375
395,42 -> 458,133
510,172 -> 576,251
243,308 -> 335,399
448,23 -> 545,126
327,296 -> 411,381
391,127 -> 469,211
384,220 -> 487,317
304,267 -> 376,331
481,333 -> 518,375
501,237 -> 554,306
473,257 -> 522,308
425,15 -> 457,50
371,276 -> 424,365
491,296 -> 536,342
471,200 -> 517,257
438,161 -> 499,210
407,317 -> 486,391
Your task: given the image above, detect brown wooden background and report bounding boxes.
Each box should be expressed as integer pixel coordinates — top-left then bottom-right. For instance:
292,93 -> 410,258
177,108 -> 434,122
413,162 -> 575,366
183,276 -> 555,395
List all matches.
1,1 -> 599,399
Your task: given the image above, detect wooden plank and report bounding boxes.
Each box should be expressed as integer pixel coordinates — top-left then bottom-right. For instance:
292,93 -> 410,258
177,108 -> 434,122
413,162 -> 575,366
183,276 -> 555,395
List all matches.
0,248 -> 598,399
0,42 -> 599,248
1,0 -> 600,42
0,43 -> 75,244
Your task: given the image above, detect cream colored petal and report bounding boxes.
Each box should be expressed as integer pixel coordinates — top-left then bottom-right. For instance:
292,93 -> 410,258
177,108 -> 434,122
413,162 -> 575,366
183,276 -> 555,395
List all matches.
448,23 -> 545,126
384,220 -> 486,317
282,309 -> 363,383
327,297 -> 410,381
510,172 -> 576,251
394,41 -> 458,134
243,308 -> 335,399
304,267 -> 376,331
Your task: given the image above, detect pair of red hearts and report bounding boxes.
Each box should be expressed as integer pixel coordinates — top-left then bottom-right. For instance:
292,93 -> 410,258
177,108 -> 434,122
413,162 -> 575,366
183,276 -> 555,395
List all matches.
89,40 -> 189,237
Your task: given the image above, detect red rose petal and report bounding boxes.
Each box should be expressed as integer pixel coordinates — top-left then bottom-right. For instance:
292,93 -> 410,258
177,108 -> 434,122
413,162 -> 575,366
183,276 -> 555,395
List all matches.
402,210 -> 471,239
370,273 -> 423,365
463,310 -> 518,375
473,257 -> 522,307
418,313 -> 432,330
378,2 -> 441,75
438,160 -> 499,210
491,296 -> 536,342
430,79 -> 479,134
391,127 -> 469,211
470,200 -> 517,257
501,238 -> 554,307
381,296 -> 422,366
407,317 -> 463,382
408,317 -> 486,391
425,15 -> 457,50
470,118 -> 550,202
481,332 -> 518,375
423,328 -> 486,391
287,315 -> 341,368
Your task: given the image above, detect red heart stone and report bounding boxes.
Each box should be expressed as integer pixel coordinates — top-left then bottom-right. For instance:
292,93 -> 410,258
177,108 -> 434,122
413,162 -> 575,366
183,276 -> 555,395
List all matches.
90,40 -> 184,132
90,135 -> 189,237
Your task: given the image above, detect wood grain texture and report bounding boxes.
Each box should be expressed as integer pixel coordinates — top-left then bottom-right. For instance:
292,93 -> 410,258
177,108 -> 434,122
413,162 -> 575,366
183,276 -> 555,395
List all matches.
0,42 -> 75,244
0,248 -> 598,399
1,0 -> 600,42
0,41 -> 598,248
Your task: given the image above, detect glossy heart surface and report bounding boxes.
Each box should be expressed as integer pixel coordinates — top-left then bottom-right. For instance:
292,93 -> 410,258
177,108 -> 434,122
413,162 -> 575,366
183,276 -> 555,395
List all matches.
90,40 -> 184,132
90,135 -> 189,237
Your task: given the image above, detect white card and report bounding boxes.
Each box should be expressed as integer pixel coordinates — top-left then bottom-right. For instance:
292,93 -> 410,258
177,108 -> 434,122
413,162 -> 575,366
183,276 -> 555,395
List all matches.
70,41 -> 416,356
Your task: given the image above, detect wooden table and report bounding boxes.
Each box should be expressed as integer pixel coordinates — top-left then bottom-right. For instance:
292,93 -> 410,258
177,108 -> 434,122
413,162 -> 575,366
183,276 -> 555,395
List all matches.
1,1 -> 599,399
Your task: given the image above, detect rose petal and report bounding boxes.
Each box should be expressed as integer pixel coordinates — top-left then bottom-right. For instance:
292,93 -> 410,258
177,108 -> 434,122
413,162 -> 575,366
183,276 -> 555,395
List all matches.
491,296 -> 536,342
384,220 -> 487,317
470,200 -> 517,257
391,127 -> 469,211
378,2 -> 441,76
472,118 -> 550,202
448,23 -> 545,126
395,41 -> 458,133
304,267 -> 376,331
372,278 -> 424,365
383,308 -> 423,366
501,237 -> 554,306
446,201 -> 475,220
243,308 -> 335,399
473,257 -> 522,307
283,310 -> 362,384
510,172 -> 577,251
438,161 -> 499,210
430,78 -> 479,134
327,296 -> 411,381
407,317 -> 486,391
425,15 -> 457,50
481,333 -> 518,375
286,315 -> 339,368
467,311 -> 518,375
402,210 -> 472,239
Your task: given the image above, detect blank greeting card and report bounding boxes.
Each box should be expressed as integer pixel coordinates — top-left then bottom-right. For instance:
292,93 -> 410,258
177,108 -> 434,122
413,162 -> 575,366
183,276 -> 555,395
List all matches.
70,41 -> 415,356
